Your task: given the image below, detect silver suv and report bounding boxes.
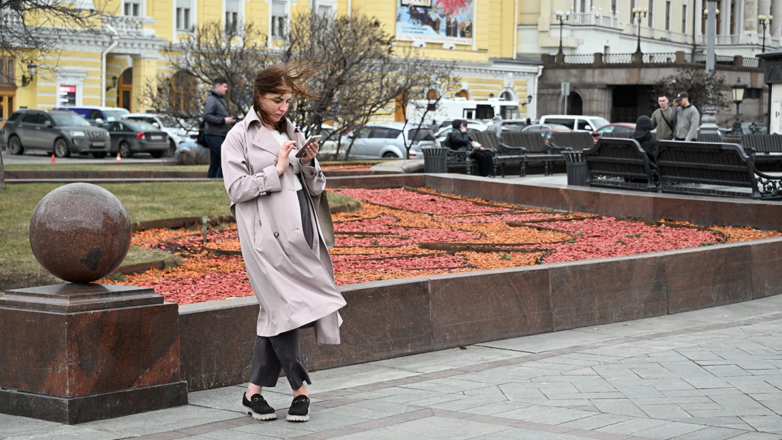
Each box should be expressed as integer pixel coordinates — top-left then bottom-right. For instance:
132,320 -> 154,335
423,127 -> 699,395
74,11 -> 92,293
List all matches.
2,109 -> 111,158
342,122 -> 435,159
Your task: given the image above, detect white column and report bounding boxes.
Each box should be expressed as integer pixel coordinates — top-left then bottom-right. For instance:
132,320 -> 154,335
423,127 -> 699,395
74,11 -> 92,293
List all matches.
695,0 -> 703,36
772,0 -> 782,37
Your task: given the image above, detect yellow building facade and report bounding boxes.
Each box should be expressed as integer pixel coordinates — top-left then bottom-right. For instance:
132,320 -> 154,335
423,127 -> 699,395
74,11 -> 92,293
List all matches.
6,0 -> 542,121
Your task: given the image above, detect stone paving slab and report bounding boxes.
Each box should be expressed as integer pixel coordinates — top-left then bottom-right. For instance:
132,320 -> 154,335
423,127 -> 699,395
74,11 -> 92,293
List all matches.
5,295 -> 782,439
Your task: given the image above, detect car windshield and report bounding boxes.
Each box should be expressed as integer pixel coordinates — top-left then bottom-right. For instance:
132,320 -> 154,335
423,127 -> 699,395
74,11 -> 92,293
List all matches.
588,118 -> 610,129
104,109 -> 129,122
124,121 -> 158,131
50,113 -> 91,127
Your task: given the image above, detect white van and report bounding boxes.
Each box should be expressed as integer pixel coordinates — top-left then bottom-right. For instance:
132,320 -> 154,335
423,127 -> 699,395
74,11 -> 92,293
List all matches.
539,115 -> 609,133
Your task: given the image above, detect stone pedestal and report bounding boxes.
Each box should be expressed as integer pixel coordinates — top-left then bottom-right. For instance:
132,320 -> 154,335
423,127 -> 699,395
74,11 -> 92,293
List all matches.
0,284 -> 188,424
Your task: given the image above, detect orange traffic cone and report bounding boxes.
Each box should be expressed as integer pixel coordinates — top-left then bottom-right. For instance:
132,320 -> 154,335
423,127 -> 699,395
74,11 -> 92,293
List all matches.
116,152 -> 121,163
51,154 -> 55,163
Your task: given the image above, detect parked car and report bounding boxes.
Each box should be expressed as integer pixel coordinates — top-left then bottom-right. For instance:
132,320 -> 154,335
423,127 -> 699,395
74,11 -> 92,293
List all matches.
502,119 -> 530,131
123,113 -> 197,155
56,106 -> 130,126
593,123 -> 636,141
102,120 -> 169,158
538,115 -> 609,133
342,122 -> 435,159
2,109 -> 110,157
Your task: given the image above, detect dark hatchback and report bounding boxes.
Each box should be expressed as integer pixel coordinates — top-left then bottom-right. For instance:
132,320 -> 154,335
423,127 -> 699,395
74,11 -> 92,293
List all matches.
103,120 -> 170,158
2,109 -> 111,157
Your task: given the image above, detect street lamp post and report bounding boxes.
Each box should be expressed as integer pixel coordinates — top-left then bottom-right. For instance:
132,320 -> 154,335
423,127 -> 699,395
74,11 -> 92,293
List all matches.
759,15 -> 774,53
730,78 -> 748,137
632,7 -> 648,54
555,10 -> 570,55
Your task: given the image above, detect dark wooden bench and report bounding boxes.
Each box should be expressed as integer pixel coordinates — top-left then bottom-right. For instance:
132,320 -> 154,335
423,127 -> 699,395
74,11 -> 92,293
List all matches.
440,136 -> 476,175
741,134 -> 782,170
503,132 -> 563,176
599,131 -> 632,139
473,131 -> 524,177
696,132 -> 722,143
656,140 -> 782,199
583,138 -> 657,191
550,132 -> 596,152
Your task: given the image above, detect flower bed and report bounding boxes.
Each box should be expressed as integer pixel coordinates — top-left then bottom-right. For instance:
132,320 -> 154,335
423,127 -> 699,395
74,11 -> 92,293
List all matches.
102,187 -> 781,305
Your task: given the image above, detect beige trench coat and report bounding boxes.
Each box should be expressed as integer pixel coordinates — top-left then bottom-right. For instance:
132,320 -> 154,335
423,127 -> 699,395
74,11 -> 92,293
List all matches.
221,109 -> 346,344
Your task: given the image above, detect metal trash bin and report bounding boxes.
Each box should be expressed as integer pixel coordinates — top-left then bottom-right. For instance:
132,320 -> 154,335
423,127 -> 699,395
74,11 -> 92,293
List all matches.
563,151 -> 588,186
422,147 -> 448,173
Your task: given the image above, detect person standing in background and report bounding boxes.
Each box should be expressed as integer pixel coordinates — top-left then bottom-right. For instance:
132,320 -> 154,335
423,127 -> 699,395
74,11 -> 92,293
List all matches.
674,92 -> 699,142
203,77 -> 235,178
650,95 -> 676,141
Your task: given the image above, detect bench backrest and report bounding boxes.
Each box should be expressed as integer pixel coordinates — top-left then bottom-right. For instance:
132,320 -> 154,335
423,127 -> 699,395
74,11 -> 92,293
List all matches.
583,138 -> 656,184
515,132 -> 549,153
472,131 -> 500,150
551,132 -> 595,151
502,132 -> 523,147
697,132 -> 722,143
741,134 -> 782,154
656,141 -> 757,189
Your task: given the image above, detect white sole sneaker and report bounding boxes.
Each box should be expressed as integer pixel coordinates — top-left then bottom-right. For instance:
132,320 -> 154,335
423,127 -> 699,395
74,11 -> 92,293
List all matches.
286,409 -> 310,422
243,405 -> 277,421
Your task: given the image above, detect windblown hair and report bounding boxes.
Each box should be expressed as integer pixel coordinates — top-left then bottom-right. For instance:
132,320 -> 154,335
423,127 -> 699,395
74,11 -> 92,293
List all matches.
252,63 -> 319,132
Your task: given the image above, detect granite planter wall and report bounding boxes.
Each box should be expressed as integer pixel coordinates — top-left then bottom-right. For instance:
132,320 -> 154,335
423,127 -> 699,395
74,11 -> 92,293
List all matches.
179,175 -> 782,391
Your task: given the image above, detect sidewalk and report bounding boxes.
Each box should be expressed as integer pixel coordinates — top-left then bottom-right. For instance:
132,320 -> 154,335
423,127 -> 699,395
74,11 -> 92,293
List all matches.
4,296 -> 782,439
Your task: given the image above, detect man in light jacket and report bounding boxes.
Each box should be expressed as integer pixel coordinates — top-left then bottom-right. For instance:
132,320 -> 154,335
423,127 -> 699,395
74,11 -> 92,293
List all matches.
650,95 -> 676,140
203,77 -> 235,178
674,92 -> 700,142
488,115 -> 503,138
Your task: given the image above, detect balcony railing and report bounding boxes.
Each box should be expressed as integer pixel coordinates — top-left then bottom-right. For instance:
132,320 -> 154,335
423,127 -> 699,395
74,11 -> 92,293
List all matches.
1,10 -> 24,28
643,52 -> 676,63
563,53 -> 594,64
102,14 -> 156,37
569,11 -> 621,29
547,51 -> 762,69
603,53 -> 633,64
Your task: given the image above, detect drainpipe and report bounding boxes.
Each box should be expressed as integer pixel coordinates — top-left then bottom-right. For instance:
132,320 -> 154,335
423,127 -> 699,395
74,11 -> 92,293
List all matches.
533,64 -> 543,122
347,0 -> 351,17
102,25 -> 119,107
512,0 -> 518,59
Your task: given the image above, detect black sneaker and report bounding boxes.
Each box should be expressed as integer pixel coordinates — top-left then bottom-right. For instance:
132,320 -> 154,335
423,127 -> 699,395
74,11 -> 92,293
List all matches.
242,393 -> 277,421
286,395 -> 310,422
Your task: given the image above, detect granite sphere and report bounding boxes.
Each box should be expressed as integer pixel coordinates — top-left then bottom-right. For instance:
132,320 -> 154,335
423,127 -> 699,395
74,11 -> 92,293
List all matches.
29,183 -> 132,283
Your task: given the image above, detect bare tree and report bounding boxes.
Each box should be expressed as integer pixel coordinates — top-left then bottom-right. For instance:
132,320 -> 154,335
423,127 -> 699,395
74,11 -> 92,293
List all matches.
0,0 -> 108,77
143,21 -> 277,124
394,59 -> 460,158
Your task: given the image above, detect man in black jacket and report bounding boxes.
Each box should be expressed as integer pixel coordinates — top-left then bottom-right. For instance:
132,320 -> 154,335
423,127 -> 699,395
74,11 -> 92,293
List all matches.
203,77 -> 235,178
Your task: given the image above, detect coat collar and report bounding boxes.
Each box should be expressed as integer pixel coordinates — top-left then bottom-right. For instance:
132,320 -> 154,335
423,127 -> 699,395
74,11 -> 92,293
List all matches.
246,108 -> 302,154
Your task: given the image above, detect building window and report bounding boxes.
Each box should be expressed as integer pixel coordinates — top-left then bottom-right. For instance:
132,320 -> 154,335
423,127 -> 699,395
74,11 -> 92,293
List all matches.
317,5 -> 332,16
682,5 -> 687,33
176,0 -> 192,31
648,0 -> 654,27
225,0 -> 239,32
59,85 -> 77,106
0,58 -> 12,84
665,0 -> 671,31
612,0 -> 617,14
271,1 -> 287,39
630,0 -> 636,22
123,0 -> 141,17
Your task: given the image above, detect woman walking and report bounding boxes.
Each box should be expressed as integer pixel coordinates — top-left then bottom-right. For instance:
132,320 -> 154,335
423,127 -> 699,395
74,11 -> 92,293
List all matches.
221,64 -> 346,423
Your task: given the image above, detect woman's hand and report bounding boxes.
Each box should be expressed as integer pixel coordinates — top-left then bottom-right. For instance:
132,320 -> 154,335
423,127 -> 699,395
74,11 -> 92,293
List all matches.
460,126 -> 468,133
300,140 -> 320,165
276,140 -> 297,176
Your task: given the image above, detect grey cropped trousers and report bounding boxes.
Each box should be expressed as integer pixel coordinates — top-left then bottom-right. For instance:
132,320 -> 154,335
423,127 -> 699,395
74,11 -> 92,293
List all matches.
248,188 -> 315,390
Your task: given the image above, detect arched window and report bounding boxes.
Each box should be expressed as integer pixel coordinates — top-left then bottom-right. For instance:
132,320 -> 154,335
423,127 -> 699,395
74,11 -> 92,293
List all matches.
456,89 -> 469,99
500,91 -> 514,101
426,89 -> 438,100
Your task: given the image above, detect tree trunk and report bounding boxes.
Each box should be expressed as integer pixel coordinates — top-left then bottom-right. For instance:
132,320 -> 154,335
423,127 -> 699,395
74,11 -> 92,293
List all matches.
0,149 -> 5,191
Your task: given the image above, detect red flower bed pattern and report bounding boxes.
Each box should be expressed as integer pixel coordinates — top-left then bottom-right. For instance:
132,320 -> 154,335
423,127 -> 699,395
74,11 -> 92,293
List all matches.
102,187 -> 781,305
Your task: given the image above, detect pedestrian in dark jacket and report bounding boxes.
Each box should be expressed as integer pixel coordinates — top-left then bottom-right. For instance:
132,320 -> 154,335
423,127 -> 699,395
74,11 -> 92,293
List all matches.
633,115 -> 659,175
446,120 -> 493,177
203,77 -> 235,178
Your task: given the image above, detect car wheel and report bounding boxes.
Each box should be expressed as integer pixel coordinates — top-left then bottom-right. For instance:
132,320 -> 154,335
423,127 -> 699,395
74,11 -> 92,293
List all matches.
167,139 -> 177,157
8,136 -> 23,155
92,152 -> 107,159
54,138 -> 71,158
382,152 -> 398,158
119,141 -> 133,158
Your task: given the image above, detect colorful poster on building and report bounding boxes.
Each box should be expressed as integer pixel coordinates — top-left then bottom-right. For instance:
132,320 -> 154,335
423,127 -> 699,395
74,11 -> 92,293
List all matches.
396,0 -> 474,46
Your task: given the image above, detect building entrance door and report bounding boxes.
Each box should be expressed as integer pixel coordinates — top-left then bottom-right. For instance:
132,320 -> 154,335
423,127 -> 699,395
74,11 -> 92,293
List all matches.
118,68 -> 133,111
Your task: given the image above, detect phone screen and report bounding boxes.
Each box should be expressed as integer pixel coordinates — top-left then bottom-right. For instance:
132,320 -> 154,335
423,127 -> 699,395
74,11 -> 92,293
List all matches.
295,135 -> 322,158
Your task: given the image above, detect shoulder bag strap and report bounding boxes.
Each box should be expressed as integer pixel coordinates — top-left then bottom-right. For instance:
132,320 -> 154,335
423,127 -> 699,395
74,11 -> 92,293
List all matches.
660,108 -> 674,132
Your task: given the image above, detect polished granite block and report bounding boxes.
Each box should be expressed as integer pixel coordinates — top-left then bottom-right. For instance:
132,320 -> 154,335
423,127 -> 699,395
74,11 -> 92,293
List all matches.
549,255 -> 668,331
179,301 -> 259,392
749,238 -> 782,299
301,279 -> 433,371
429,269 -> 553,350
598,191 -> 655,220
0,283 -> 186,424
653,196 -> 716,226
665,244 -> 753,314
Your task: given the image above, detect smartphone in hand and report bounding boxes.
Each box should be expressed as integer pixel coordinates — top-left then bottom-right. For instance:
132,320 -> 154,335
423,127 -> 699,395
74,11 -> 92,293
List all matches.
295,135 -> 322,158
